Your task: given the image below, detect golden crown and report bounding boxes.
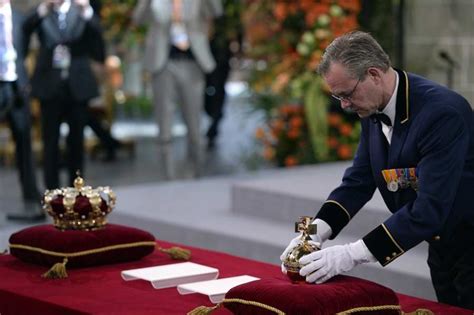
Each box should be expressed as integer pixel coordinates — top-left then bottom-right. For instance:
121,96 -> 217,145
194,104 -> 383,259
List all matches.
42,173 -> 116,231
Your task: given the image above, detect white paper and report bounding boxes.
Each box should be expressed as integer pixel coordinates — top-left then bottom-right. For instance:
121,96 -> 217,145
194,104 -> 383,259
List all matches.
121,262 -> 219,289
177,275 -> 260,303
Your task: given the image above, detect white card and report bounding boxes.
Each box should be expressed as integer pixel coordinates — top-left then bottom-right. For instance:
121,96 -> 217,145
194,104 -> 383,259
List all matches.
177,275 -> 260,303
121,262 -> 219,289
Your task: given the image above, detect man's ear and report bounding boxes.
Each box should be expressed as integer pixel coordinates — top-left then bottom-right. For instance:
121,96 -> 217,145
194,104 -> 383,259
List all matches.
367,67 -> 383,84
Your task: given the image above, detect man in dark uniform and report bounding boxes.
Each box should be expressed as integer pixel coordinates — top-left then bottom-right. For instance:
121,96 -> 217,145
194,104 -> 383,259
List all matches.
0,0 -> 43,221
23,0 -> 104,189
281,31 -> 474,309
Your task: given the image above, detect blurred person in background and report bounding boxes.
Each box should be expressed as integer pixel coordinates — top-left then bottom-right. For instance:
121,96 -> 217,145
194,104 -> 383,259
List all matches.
0,0 -> 43,221
132,0 -> 222,179
204,0 -> 242,150
23,0 -> 104,189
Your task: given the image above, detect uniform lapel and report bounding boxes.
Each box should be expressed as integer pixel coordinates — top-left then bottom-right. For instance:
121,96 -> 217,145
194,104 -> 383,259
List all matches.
387,69 -> 410,167
63,4 -> 79,38
370,120 -> 389,186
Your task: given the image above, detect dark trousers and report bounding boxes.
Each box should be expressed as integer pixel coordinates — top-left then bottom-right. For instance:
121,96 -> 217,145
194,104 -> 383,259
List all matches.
40,82 -> 87,189
0,81 -> 39,201
86,110 -> 118,152
428,223 -> 474,310
204,41 -> 231,140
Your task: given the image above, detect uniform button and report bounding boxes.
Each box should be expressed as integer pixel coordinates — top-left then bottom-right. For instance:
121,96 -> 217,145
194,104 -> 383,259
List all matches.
392,252 -> 397,257
433,235 -> 441,241
385,256 -> 391,261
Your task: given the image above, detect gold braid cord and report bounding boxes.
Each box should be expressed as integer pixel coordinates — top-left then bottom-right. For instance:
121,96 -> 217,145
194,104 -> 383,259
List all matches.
188,300 -> 436,315
403,309 -> 434,315
337,305 -> 401,314
338,305 -> 435,315
188,298 -> 286,315
9,241 -> 157,279
9,241 -> 157,258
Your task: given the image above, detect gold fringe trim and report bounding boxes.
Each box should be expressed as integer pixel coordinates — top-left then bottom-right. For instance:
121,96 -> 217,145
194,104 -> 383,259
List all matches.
187,304 -> 221,315
337,304 -> 401,314
9,241 -> 157,258
42,258 -> 68,279
158,246 -> 191,260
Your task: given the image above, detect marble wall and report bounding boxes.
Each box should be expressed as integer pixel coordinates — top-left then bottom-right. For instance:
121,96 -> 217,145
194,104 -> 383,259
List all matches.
405,0 -> 474,105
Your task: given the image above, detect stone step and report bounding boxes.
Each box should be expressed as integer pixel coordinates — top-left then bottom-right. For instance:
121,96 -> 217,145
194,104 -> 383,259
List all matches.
109,172 -> 435,301
231,162 -> 391,237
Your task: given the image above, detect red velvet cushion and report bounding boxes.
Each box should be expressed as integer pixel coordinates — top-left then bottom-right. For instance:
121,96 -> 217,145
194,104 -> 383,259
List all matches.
9,224 -> 156,268
224,275 -> 401,315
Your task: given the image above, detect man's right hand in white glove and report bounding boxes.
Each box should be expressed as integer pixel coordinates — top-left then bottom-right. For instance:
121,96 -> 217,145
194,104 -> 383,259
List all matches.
280,218 -> 332,274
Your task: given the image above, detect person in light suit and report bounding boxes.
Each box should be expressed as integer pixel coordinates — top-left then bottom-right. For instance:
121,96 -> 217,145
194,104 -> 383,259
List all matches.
281,31 -> 474,310
0,0 -> 43,221
133,0 -> 222,179
23,0 -> 104,189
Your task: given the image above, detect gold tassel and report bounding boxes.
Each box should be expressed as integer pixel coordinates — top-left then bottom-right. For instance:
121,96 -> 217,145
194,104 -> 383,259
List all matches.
42,258 -> 68,279
158,246 -> 191,260
187,304 -> 220,315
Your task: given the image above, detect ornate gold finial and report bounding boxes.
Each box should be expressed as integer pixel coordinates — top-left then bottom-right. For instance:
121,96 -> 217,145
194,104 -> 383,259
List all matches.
42,173 -> 116,231
283,216 -> 320,282
73,170 -> 84,190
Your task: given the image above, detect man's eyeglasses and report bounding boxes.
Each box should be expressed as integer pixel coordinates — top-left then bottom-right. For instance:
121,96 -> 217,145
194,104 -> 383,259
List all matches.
331,78 -> 361,102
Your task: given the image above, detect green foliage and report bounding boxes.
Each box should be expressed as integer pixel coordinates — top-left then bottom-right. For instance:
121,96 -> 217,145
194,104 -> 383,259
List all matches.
100,0 -> 147,48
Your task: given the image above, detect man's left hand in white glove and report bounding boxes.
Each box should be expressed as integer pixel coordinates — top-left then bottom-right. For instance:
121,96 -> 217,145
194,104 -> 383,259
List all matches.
299,239 -> 377,284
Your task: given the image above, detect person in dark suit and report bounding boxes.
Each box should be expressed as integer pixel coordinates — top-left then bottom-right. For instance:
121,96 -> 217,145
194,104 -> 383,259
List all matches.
204,0 -> 242,150
88,0 -> 122,162
281,31 -> 474,309
23,0 -> 104,189
0,0 -> 43,221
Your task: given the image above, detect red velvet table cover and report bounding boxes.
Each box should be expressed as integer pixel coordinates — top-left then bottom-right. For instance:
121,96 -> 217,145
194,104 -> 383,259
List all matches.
0,240 -> 471,315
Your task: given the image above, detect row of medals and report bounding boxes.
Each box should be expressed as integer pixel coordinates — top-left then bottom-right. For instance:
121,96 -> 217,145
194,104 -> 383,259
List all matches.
382,168 -> 418,192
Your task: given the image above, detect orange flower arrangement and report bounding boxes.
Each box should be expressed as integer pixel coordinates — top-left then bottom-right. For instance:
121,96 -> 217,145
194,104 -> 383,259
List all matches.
257,103 -> 316,167
327,111 -> 360,160
245,0 -> 361,166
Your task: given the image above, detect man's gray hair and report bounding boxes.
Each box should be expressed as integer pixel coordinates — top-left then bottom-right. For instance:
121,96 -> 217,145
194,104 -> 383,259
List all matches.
318,31 -> 391,79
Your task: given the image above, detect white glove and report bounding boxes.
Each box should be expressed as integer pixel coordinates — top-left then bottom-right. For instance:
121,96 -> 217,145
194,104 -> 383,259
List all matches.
280,219 -> 332,274
299,239 -> 376,284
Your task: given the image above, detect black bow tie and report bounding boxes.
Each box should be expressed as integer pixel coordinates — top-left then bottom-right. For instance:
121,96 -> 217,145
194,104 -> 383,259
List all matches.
370,113 -> 392,126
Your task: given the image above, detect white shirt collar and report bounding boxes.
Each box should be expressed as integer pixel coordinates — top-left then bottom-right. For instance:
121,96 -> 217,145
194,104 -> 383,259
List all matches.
379,70 -> 399,126
57,0 -> 71,14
